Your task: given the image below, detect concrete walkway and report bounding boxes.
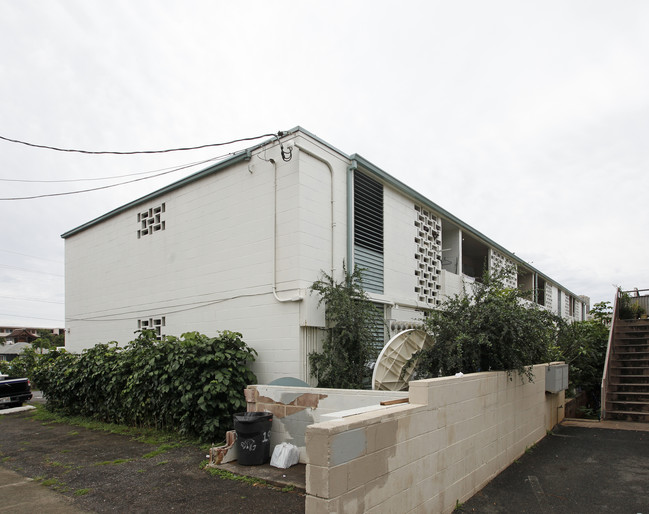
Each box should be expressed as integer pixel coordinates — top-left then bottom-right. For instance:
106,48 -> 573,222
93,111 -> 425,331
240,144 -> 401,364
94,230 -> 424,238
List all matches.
0,467 -> 86,513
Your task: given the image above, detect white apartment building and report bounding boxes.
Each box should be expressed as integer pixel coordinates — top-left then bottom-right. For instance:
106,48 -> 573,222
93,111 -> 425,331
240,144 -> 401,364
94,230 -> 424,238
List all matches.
62,127 -> 588,384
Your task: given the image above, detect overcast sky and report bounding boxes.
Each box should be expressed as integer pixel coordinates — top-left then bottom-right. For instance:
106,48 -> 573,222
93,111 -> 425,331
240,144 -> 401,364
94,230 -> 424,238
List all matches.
1,0 -> 648,329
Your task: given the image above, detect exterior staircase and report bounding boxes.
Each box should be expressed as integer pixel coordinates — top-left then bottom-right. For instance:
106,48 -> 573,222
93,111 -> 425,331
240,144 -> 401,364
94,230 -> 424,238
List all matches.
603,318 -> 649,422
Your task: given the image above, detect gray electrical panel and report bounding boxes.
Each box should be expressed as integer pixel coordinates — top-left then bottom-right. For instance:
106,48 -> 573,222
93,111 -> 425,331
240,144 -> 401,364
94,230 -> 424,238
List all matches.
545,364 -> 569,393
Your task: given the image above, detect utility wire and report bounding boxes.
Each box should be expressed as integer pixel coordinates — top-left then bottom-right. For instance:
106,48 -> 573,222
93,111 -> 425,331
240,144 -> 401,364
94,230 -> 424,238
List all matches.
0,264 -> 63,277
0,294 -> 63,305
0,249 -> 63,265
0,132 -> 277,155
66,291 -> 269,322
0,158 -> 213,183
0,313 -> 63,323
0,154 -> 227,201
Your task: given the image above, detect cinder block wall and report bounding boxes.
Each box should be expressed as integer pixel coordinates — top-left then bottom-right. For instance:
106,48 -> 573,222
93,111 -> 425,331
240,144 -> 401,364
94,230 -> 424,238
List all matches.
304,365 -> 565,513
244,385 -> 406,462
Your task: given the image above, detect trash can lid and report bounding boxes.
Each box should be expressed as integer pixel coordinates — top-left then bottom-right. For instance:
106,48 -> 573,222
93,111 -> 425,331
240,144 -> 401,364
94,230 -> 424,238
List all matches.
234,411 -> 273,423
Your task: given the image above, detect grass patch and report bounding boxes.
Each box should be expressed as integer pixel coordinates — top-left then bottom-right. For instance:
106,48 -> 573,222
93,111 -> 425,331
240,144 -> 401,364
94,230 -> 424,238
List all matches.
31,405 -> 203,447
94,458 -> 134,466
74,488 -> 91,496
143,443 -> 182,459
155,460 -> 169,466
2,456 -> 12,463
41,477 -> 68,491
203,466 -> 302,495
206,467 -> 269,486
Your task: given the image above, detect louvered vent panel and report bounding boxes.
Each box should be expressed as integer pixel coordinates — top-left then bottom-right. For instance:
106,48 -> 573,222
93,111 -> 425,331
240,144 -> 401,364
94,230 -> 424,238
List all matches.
368,302 -> 386,355
354,171 -> 384,253
354,170 -> 384,293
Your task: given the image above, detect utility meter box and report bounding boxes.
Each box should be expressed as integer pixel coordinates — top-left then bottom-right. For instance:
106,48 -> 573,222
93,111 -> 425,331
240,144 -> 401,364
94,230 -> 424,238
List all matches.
545,363 -> 569,393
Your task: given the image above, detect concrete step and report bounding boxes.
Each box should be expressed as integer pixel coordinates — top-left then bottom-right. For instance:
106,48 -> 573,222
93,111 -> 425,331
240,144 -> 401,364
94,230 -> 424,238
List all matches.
608,392 -> 649,402
607,400 -> 649,406
606,409 -> 649,422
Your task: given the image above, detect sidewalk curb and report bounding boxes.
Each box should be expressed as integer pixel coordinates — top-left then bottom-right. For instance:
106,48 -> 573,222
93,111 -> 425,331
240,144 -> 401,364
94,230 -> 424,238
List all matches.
0,468 -> 87,513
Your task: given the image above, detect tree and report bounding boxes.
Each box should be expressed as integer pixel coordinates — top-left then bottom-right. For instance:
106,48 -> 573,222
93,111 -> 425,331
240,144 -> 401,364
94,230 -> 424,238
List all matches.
414,267 -> 558,381
309,263 -> 378,389
550,302 -> 611,398
32,330 -> 65,354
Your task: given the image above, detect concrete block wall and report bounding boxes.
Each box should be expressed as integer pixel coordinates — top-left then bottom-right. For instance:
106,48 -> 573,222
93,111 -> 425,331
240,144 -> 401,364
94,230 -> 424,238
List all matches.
304,365 -> 565,514
245,385 -> 406,463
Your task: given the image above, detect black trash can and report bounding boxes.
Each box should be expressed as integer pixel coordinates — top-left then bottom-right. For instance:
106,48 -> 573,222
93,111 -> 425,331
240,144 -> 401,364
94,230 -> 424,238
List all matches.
233,412 -> 273,466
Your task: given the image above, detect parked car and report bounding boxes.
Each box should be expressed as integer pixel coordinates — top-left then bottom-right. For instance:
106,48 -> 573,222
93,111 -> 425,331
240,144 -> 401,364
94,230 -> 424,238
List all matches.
0,373 -> 32,408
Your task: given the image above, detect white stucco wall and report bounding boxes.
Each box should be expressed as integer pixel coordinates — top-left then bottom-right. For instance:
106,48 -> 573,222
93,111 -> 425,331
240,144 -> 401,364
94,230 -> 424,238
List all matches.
64,129 -> 586,385
64,134 -> 360,384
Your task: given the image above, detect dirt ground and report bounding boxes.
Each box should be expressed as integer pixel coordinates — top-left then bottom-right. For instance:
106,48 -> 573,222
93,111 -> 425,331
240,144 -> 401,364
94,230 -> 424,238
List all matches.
0,408 -> 305,513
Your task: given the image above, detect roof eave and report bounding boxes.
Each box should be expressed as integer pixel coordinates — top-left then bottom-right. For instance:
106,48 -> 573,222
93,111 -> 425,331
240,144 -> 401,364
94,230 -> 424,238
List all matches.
351,154 -> 581,299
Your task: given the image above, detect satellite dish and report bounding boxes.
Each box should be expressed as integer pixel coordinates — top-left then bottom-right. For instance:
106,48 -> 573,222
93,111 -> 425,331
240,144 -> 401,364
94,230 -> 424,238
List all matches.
372,329 -> 433,391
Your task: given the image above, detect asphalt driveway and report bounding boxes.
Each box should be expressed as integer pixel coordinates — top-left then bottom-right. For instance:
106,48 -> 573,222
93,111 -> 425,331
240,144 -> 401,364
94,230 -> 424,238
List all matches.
462,420 -> 649,513
0,408 -> 305,513
2,403 -> 648,513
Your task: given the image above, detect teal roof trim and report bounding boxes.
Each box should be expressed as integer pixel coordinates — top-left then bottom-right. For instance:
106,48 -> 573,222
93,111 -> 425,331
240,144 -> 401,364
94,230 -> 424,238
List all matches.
59,130 -> 307,239
61,152 -> 249,238
60,126 -> 581,300
351,154 -> 581,299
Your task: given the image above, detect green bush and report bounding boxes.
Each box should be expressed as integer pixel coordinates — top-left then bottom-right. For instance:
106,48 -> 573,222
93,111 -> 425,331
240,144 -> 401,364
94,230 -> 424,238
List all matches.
413,267 -> 558,381
0,346 -> 50,384
309,263 -> 378,389
32,330 -> 257,442
549,301 -> 611,397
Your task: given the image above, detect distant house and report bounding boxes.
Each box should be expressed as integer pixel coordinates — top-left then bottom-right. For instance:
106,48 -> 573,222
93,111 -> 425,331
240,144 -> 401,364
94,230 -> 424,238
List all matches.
0,326 -> 64,342
0,342 -> 33,362
2,328 -> 38,345
62,127 -> 589,384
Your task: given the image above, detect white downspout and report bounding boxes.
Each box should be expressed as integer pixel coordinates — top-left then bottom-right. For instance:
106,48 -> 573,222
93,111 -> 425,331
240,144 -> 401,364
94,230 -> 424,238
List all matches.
270,156 -> 302,303
293,143 -> 336,277
270,142 -> 335,302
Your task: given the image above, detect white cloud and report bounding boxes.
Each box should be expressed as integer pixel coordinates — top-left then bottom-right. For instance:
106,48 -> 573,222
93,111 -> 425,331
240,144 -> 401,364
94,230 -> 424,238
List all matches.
1,0 -> 648,324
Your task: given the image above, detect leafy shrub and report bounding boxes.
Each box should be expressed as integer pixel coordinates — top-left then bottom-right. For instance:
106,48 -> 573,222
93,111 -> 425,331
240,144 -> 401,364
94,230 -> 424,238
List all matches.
0,346 -> 53,385
414,267 -> 558,381
549,301 -> 611,397
32,330 -> 257,442
619,291 -> 646,319
309,263 -> 378,388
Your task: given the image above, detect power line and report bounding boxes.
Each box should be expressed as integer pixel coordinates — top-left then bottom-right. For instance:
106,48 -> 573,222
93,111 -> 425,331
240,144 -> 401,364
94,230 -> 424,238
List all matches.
67,291 -> 268,322
0,264 -> 63,277
0,158 -> 211,183
0,154 -> 226,201
0,294 -> 63,305
0,132 -> 277,155
0,249 -> 63,265
0,313 -> 63,323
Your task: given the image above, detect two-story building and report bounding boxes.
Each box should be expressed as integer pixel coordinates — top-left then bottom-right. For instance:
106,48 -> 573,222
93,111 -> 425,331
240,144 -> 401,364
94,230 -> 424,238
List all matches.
62,127 -> 588,384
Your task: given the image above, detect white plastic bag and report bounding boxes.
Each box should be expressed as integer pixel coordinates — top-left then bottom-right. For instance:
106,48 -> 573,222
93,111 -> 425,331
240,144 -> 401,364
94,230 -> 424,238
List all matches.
270,442 -> 300,469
